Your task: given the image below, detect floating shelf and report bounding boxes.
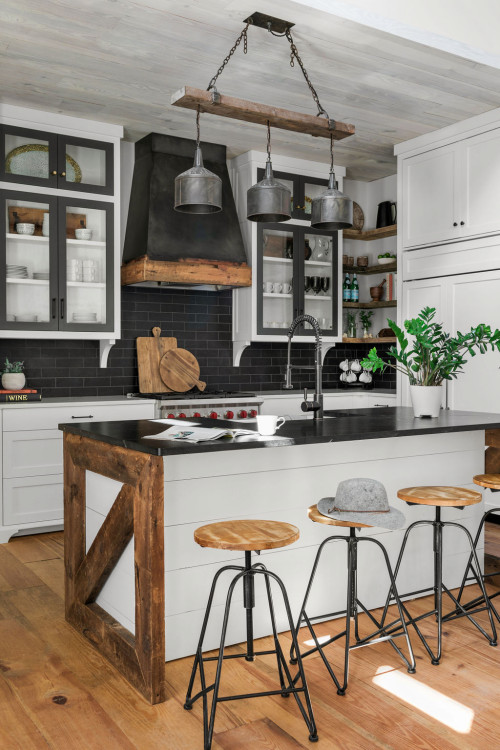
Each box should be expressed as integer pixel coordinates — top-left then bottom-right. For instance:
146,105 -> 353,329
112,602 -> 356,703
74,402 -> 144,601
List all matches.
343,300 -> 397,309
343,225 -> 397,241
342,337 -> 397,344
343,262 -> 396,275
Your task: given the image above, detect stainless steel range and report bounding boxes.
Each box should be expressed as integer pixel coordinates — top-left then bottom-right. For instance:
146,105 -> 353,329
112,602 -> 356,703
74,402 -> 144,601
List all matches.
131,391 -> 263,421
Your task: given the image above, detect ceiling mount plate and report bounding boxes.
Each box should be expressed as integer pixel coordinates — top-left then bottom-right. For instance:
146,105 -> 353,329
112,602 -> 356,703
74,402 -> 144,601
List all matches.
244,12 -> 294,34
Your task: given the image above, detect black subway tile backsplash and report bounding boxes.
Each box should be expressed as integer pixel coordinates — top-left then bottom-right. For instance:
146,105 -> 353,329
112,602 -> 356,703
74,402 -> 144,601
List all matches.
0,287 -> 396,398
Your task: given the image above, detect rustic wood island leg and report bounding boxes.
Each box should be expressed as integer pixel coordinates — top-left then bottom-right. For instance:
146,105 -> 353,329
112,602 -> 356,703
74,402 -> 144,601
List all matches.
63,433 -> 166,704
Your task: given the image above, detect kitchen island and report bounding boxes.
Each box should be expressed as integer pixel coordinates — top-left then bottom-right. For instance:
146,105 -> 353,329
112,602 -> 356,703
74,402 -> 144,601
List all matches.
60,408 -> 500,703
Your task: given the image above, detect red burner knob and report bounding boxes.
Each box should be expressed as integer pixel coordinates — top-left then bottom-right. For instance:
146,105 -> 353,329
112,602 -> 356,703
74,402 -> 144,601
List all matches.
178,413 -> 187,418
193,412 -> 201,418
225,410 -> 234,419
209,411 -> 218,419
249,409 -> 258,418
167,413 -> 175,419
239,410 -> 248,419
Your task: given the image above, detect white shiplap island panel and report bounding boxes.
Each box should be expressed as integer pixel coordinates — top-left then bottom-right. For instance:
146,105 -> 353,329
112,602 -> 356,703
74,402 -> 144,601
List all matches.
85,430 -> 485,661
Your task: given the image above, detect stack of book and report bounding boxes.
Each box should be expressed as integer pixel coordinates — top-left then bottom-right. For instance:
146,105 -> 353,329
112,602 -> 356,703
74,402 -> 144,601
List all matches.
0,388 -> 41,402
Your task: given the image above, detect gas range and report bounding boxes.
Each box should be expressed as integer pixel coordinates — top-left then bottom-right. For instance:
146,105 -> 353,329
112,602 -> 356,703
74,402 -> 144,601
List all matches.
131,390 -> 263,421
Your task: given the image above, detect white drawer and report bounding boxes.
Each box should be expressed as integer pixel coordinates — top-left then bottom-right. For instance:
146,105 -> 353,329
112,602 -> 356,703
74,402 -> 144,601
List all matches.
3,475 -> 63,525
2,401 -> 155,432
3,429 -> 62,478
351,395 -> 396,409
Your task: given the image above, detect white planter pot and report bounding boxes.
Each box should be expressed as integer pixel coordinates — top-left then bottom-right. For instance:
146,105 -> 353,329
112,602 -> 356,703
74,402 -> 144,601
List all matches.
410,385 -> 442,418
1,372 -> 26,390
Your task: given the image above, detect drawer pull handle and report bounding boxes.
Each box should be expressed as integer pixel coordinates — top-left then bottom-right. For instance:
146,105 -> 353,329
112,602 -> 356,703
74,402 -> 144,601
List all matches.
374,404 -> 389,407
71,415 -> 94,419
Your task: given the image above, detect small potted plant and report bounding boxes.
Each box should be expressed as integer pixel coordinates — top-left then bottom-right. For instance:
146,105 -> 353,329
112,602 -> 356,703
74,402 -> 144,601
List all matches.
359,310 -> 374,339
361,307 -> 500,417
346,311 -> 357,339
2,358 -> 26,390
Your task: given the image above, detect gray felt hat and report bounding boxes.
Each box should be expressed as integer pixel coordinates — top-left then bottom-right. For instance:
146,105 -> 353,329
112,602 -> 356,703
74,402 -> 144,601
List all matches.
317,478 -> 405,530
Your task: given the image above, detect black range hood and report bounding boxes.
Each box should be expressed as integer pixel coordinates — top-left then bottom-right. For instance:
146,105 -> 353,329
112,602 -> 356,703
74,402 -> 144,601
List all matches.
122,133 -> 251,289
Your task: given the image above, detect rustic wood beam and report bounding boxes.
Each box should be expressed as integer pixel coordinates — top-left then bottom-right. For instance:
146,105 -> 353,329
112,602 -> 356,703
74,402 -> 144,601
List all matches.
64,434 -> 167,704
171,86 -> 355,140
121,256 -> 252,288
74,484 -> 135,604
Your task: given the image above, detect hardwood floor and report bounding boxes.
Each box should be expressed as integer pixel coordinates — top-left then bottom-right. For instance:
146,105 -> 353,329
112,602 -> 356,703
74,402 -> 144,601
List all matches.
1,527 -> 500,749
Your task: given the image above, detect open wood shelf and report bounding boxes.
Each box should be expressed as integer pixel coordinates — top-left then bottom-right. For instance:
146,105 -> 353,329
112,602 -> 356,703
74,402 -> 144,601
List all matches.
343,300 -> 397,309
343,262 -> 396,275
343,225 -> 397,241
342,337 -> 397,344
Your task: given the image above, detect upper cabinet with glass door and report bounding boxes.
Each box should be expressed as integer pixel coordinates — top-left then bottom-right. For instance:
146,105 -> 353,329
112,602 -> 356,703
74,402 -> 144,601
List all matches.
1,125 -> 113,195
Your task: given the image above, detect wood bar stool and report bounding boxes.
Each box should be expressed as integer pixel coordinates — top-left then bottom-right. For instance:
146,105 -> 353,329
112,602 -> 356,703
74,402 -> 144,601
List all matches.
289,505 -> 415,696
454,474 -> 500,622
184,519 -> 318,750
381,486 -> 497,666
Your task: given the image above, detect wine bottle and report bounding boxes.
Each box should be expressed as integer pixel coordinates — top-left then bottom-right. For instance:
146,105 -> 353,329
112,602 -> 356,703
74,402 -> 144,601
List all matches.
343,273 -> 351,302
350,273 -> 359,302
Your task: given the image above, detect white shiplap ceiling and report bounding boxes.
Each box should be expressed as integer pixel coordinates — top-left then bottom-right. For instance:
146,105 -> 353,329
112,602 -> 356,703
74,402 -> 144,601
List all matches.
1,0 -> 500,180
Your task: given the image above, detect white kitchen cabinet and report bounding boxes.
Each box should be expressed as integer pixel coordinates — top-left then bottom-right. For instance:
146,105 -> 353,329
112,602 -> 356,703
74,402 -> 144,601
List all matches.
0,397 -> 155,541
400,126 -> 500,250
402,270 -> 500,413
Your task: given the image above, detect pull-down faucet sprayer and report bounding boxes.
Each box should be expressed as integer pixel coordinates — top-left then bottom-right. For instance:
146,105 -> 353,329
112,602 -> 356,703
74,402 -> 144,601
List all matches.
283,314 -> 323,420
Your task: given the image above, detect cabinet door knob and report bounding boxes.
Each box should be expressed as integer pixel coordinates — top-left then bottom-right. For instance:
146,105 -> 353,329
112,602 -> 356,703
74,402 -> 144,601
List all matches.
460,221 -> 465,225
51,170 -> 57,176
453,222 -> 458,227
60,171 -> 66,177
296,205 -> 305,210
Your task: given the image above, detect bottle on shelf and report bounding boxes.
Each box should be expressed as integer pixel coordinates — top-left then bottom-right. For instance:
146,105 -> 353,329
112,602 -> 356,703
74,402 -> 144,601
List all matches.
350,273 -> 359,302
342,273 -> 351,302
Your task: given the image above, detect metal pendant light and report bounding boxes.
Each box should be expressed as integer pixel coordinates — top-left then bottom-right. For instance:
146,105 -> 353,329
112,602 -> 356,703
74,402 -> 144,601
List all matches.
311,133 -> 353,230
174,107 -> 222,214
247,121 -> 291,223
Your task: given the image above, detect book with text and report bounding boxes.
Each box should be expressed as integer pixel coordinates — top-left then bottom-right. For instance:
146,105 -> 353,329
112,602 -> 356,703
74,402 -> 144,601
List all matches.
143,425 -> 257,442
0,392 -> 42,402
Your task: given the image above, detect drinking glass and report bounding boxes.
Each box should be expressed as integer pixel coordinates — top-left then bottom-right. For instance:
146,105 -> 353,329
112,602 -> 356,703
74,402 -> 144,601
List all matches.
321,277 -> 330,294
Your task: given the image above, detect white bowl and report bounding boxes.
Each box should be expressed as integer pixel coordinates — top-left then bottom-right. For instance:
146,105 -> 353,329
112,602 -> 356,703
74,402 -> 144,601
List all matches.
377,257 -> 396,265
16,223 -> 35,235
75,228 -> 92,240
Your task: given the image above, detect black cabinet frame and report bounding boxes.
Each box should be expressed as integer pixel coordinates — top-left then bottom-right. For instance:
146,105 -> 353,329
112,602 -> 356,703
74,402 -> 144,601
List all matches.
256,168 -> 329,221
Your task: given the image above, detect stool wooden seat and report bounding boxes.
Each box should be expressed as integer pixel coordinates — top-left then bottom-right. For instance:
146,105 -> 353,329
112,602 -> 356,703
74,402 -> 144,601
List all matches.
473,474 -> 500,490
397,486 -> 481,507
308,504 -> 370,528
194,519 -> 299,551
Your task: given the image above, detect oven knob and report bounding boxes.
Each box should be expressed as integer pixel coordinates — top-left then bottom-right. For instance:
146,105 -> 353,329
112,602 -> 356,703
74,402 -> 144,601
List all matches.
239,410 -> 248,419
209,411 -> 218,419
225,410 -> 234,419
167,413 -> 175,419
193,412 -> 201,418
178,413 -> 187,418
249,409 -> 258,418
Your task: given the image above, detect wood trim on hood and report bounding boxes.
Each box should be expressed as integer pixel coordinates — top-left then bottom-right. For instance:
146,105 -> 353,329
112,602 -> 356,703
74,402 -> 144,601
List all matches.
121,255 -> 251,288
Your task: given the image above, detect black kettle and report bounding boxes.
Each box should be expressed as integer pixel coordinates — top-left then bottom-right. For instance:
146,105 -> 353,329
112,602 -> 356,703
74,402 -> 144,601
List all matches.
376,201 -> 397,228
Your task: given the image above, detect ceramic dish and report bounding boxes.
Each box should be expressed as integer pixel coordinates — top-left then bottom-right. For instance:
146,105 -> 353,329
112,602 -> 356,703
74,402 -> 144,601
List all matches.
378,257 -> 396,265
16,223 -> 35,235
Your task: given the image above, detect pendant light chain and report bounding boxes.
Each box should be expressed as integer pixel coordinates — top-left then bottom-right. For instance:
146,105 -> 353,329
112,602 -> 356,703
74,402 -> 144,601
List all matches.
196,106 -> 201,147
330,132 -> 334,172
207,22 -> 250,93
266,120 -> 271,160
285,29 -> 330,120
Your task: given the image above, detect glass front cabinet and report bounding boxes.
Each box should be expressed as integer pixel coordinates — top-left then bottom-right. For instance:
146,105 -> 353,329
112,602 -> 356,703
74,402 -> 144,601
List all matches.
0,190 -> 114,332
257,224 -> 338,337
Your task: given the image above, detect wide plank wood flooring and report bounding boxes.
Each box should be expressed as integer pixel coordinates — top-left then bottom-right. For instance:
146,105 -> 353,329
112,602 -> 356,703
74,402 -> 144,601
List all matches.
1,526 -> 500,749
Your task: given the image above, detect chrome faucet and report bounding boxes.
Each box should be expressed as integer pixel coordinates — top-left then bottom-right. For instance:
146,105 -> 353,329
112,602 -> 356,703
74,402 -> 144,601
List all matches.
283,314 -> 324,419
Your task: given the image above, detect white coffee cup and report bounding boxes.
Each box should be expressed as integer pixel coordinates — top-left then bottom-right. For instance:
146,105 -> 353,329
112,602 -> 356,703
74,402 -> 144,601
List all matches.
263,281 -> 274,293
272,282 -> 282,294
256,415 -> 286,436
281,282 -> 292,294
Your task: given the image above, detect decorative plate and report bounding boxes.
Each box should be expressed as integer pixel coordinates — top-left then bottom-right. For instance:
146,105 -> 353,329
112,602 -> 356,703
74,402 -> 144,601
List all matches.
5,144 -> 82,182
352,201 -> 364,230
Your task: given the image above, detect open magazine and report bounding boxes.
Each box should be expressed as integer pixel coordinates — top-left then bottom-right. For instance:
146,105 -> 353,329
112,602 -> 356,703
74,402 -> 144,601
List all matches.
142,424 -> 258,443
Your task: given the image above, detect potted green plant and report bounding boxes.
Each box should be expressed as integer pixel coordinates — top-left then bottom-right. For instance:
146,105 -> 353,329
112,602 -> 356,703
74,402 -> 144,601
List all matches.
359,310 -> 374,339
346,311 -> 357,339
1,358 -> 25,390
361,307 -> 500,417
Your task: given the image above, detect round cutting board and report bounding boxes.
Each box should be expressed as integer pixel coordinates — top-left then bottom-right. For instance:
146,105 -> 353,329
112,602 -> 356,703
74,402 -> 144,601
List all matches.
159,348 -> 206,392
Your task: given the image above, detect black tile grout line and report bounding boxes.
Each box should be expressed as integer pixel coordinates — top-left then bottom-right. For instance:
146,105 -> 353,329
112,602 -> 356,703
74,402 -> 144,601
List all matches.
0,287 -> 396,397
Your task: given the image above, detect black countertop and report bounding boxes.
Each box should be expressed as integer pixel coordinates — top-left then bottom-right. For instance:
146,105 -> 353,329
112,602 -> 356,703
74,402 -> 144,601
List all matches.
59,407 -> 500,457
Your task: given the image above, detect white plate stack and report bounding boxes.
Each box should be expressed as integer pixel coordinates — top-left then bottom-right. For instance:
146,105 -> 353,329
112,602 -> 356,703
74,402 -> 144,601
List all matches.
33,272 -> 50,280
72,312 -> 98,324
7,264 -> 28,278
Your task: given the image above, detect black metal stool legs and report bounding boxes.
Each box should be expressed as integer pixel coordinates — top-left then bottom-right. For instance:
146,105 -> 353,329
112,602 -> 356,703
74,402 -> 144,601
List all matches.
290,528 -> 415,695
454,507 -> 500,622
382,508 -> 497,665
184,553 -> 318,749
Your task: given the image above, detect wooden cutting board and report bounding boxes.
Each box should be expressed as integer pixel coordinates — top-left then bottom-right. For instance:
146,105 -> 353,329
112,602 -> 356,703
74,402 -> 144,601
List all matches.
159,348 -> 206,392
136,327 -> 177,393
